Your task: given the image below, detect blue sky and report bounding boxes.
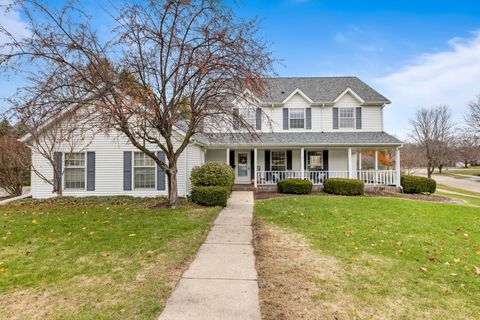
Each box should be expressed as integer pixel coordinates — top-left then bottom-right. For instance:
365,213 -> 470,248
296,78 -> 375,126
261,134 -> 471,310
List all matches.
2,0 -> 480,138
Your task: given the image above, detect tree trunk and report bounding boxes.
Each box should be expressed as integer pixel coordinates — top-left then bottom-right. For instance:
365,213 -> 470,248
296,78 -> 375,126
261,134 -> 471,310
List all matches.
438,164 -> 443,173
167,165 -> 178,208
427,164 -> 433,178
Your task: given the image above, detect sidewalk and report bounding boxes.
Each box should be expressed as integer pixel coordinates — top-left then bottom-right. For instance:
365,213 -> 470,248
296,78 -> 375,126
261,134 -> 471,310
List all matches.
158,191 -> 260,320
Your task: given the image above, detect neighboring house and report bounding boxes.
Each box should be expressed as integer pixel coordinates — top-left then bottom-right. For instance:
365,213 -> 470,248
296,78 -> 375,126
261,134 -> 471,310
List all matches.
28,76 -> 402,199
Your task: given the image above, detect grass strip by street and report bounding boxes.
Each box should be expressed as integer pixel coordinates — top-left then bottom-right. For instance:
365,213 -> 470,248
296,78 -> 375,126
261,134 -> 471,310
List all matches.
255,195 -> 480,319
436,183 -> 480,197
0,196 -> 221,320
436,191 -> 480,207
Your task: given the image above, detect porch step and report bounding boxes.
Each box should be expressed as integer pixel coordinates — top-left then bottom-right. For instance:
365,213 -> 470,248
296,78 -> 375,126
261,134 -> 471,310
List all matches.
233,184 -> 256,191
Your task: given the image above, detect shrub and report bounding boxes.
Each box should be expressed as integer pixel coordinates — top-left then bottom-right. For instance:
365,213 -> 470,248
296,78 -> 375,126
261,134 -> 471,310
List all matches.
401,175 -> 436,194
191,162 -> 235,192
277,179 -> 313,194
190,186 -> 229,207
323,178 -> 364,196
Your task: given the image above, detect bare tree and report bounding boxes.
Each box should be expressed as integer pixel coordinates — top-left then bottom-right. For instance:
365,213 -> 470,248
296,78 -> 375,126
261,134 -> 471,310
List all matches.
466,95 -> 480,133
409,105 -> 455,178
0,0 -> 274,207
453,131 -> 480,168
0,134 -> 30,196
400,143 -> 425,175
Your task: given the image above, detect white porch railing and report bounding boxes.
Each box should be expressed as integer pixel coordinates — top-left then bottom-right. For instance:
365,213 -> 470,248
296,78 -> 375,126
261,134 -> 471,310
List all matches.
256,170 -> 397,186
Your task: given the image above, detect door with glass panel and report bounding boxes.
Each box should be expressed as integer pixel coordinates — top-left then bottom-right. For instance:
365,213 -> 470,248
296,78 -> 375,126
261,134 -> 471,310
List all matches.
235,151 -> 250,183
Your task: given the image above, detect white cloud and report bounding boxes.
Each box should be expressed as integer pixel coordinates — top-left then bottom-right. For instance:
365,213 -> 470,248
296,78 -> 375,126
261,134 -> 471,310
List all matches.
0,0 -> 30,46
375,31 -> 480,139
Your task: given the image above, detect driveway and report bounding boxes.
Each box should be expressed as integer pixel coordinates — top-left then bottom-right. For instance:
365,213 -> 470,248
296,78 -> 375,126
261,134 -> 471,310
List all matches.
415,169 -> 480,193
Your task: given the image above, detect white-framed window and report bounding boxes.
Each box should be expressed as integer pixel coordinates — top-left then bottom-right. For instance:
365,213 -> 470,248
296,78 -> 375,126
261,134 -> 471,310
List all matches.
289,108 -> 305,129
339,107 -> 355,128
307,151 -> 323,171
271,151 -> 286,171
134,152 -> 156,189
64,152 -> 85,189
238,108 -> 256,127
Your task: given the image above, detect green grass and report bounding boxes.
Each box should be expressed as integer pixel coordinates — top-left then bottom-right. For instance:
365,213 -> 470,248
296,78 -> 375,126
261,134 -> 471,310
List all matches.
255,195 -> 480,319
436,183 -> 480,197
0,196 -> 221,319
436,192 -> 480,207
448,168 -> 480,176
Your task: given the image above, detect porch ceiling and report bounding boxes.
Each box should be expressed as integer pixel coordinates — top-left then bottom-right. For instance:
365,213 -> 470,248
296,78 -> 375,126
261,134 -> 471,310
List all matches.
195,131 -> 403,148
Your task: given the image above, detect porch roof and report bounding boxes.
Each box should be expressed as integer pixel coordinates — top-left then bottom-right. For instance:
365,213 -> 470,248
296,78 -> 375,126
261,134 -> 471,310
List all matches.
194,131 -> 403,147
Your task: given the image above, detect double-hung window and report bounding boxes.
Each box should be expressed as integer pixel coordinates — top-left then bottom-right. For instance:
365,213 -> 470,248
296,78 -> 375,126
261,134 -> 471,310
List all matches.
239,108 -> 256,127
134,152 -> 156,189
307,151 -> 323,171
271,151 -> 286,171
289,108 -> 305,129
64,153 -> 85,189
339,108 -> 355,129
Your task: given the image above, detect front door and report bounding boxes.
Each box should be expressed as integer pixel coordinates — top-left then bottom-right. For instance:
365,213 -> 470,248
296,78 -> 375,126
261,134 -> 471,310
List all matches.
235,151 -> 250,184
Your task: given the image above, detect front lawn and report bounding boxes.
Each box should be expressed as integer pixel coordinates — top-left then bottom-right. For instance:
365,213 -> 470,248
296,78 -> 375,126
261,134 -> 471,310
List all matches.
0,197 -> 220,319
255,195 -> 480,319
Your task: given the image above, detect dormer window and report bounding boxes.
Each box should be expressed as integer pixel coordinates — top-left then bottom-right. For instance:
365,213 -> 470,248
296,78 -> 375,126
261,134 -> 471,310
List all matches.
289,108 -> 305,129
339,107 -> 355,129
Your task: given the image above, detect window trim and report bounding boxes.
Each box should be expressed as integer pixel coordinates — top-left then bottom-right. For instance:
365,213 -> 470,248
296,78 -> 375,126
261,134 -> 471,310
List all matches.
288,108 -> 306,129
270,150 -> 287,171
133,151 -> 157,190
238,108 -> 256,128
307,150 -> 323,171
63,152 -> 86,190
338,107 -> 356,129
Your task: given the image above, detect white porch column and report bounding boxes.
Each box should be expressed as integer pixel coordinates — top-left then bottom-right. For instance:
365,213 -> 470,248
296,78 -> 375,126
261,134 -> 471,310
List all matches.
374,150 -> 379,185
395,147 -> 401,187
226,148 -> 230,165
301,147 -> 305,179
358,152 -> 362,170
348,147 -> 353,179
254,148 -> 258,188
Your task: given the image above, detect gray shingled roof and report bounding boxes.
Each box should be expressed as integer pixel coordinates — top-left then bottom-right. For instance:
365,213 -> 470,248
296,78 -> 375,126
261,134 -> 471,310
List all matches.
194,132 -> 402,146
259,77 -> 390,104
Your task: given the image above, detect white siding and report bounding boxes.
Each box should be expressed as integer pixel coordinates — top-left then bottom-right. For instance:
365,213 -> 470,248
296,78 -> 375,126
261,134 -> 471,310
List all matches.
329,149 -> 348,171
31,129 -> 192,199
186,144 -> 205,194
206,149 -> 227,163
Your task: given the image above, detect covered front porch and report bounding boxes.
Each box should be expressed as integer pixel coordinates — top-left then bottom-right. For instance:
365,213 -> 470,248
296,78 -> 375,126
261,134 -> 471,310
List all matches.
205,146 -> 401,188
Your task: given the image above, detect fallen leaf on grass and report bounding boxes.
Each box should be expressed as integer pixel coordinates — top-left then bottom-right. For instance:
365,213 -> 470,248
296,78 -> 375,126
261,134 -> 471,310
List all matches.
100,252 -> 109,257
128,233 -> 136,237
31,220 -> 38,224
420,266 -> 428,272
475,266 -> 480,276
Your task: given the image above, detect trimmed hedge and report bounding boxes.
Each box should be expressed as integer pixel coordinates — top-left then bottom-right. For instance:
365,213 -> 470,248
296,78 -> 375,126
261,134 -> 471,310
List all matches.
191,162 -> 235,191
401,175 -> 436,194
190,186 -> 229,207
323,178 -> 364,196
277,179 -> 313,194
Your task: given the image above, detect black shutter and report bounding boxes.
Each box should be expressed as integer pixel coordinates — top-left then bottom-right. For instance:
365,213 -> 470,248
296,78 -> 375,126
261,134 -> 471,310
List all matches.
286,150 -> 292,170
323,150 -> 329,171
156,151 -> 166,190
233,108 -> 239,130
265,150 -> 270,171
54,152 -> 62,192
86,152 -> 95,191
229,149 -> 235,167
250,150 -> 254,179
356,107 -> 362,129
304,149 -> 307,171
283,108 -> 289,130
306,108 -> 312,129
123,151 -> 132,191
256,108 -> 262,130
333,108 -> 339,129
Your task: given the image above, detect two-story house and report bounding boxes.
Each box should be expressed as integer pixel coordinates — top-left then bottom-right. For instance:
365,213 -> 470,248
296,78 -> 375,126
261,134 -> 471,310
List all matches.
27,76 -> 402,199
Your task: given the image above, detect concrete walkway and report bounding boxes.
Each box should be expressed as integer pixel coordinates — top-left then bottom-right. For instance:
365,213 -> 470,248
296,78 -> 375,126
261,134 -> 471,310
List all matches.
158,191 -> 260,320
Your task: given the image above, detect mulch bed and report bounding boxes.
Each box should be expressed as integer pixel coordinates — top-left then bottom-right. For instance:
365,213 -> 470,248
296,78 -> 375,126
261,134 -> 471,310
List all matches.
255,189 -> 462,204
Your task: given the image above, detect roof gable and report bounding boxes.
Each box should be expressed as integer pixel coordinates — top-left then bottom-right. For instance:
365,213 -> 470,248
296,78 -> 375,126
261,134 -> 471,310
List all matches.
333,88 -> 365,104
281,88 -> 313,104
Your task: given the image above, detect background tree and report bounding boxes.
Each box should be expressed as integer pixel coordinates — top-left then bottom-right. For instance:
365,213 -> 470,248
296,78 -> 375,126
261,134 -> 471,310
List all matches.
400,143 -> 425,175
466,95 -> 480,133
0,0 -> 274,207
454,131 -> 480,168
409,105 -> 455,178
